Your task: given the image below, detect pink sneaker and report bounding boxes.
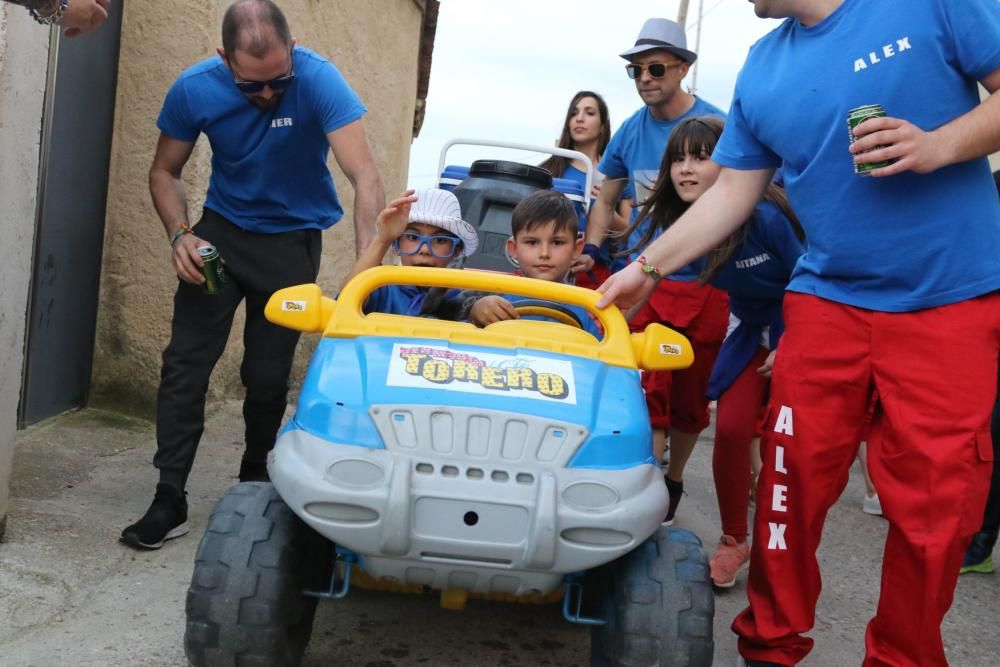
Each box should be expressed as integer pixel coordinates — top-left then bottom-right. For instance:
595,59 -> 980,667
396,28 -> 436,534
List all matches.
710,535 -> 750,588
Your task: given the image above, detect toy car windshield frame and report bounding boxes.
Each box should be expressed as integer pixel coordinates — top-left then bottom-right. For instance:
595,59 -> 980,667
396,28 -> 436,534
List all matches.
265,266 -> 693,372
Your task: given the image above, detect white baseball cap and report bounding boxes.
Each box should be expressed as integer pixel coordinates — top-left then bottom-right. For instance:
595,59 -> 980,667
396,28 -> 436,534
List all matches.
408,188 -> 479,258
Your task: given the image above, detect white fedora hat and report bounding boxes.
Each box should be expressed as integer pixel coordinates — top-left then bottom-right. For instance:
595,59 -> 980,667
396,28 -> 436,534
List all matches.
619,18 -> 697,64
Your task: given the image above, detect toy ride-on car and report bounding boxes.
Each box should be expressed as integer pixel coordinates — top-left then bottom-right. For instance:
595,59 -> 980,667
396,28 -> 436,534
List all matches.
183,266 -> 715,667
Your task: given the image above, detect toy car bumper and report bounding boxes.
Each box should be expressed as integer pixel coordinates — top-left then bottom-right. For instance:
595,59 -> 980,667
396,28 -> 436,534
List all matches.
269,427 -> 668,596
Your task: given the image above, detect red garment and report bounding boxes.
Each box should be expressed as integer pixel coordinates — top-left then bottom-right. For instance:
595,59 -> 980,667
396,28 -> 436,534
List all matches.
734,293 -> 1000,667
714,346 -> 770,540
573,261 -> 612,291
633,278 -> 728,433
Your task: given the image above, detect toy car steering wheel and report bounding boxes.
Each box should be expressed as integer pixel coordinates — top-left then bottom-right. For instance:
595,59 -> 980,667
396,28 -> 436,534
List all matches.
509,299 -> 583,329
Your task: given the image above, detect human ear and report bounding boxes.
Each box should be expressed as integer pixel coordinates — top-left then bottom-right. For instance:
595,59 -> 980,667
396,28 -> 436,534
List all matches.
506,236 -> 518,260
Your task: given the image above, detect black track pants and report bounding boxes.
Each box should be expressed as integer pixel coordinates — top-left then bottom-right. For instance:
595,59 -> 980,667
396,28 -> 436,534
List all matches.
153,208 -> 321,491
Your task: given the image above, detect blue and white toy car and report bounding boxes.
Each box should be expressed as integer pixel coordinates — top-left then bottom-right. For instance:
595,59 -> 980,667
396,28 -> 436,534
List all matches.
183,248 -> 714,666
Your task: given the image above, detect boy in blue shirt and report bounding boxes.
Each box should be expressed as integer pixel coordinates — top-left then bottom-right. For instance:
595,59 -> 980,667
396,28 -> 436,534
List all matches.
343,188 -> 478,318
467,190 -> 601,339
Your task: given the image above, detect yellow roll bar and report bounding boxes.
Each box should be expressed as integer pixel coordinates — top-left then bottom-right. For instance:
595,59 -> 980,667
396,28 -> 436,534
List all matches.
265,266 -> 693,372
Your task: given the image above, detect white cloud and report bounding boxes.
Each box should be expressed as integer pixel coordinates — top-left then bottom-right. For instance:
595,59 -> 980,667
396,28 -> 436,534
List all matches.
406,0 -> 781,188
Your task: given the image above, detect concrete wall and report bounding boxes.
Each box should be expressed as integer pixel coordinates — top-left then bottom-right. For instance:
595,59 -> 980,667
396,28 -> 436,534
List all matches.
0,9 -> 49,536
91,0 -> 423,415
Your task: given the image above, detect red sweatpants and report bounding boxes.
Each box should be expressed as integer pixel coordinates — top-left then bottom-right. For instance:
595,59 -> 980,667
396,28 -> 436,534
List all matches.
633,278 -> 728,433
641,336 -> 723,432
734,293 -> 1000,667
713,346 -> 770,540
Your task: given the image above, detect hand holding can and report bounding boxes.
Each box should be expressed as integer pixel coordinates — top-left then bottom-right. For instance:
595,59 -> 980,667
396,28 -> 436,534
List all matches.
847,105 -> 895,175
197,244 -> 229,294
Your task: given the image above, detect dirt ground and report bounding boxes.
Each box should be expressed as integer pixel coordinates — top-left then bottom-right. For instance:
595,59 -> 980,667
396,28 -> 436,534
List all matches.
1,401 -> 998,666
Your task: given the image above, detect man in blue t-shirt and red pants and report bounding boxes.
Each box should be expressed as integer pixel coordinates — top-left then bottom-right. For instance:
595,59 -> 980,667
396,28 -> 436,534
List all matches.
120,0 -> 384,550
598,1 -> 1000,665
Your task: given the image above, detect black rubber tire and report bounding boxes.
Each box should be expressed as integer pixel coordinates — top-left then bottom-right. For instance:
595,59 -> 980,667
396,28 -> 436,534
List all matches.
184,482 -> 332,667
589,526 -> 714,667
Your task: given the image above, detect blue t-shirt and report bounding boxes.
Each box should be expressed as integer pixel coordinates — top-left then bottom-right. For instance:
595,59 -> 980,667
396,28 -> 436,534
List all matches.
157,46 -> 367,233
364,285 -> 462,317
706,201 -> 804,398
599,97 -> 726,274
713,0 -> 1000,312
710,201 -> 804,312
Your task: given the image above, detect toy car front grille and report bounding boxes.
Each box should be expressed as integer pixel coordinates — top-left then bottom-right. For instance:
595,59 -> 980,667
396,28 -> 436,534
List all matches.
369,404 -> 588,467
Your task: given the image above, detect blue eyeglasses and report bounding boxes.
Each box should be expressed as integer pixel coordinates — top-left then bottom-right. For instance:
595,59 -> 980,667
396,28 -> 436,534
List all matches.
392,232 -> 461,259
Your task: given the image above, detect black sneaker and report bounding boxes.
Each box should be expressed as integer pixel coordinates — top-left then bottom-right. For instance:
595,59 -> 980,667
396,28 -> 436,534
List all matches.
961,529 -> 998,574
238,459 -> 270,483
664,477 -> 684,526
120,483 -> 189,549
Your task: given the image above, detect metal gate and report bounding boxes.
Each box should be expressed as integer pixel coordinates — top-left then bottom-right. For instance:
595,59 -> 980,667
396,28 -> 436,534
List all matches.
19,7 -> 123,426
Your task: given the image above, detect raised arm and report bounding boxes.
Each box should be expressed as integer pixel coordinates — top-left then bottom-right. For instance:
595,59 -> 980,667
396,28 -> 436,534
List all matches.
597,166 -> 774,309
341,191 -> 415,288
327,118 -> 385,257
149,133 -> 204,284
852,66 -> 1000,177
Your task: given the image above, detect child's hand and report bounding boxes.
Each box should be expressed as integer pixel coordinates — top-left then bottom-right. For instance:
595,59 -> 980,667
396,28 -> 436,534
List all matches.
375,190 -> 417,243
470,296 -> 518,327
757,349 -> 777,378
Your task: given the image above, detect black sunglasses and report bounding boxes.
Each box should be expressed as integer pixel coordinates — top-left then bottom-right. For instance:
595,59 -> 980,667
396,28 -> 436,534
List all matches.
233,71 -> 296,94
229,49 -> 297,94
625,62 -> 682,80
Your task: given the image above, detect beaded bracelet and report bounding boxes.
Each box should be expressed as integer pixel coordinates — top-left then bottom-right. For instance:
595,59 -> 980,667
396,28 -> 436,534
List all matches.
169,223 -> 193,246
636,255 -> 663,281
29,0 -> 68,26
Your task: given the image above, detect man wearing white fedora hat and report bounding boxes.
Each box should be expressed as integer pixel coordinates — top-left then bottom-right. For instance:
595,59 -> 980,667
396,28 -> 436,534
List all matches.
574,17 -> 727,529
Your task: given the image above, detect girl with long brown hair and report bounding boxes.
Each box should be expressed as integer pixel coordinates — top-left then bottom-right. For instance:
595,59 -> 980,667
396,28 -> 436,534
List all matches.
622,115 -> 805,588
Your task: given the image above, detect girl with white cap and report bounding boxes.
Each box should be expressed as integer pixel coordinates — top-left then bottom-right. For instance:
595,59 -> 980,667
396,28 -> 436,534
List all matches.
341,188 -> 478,317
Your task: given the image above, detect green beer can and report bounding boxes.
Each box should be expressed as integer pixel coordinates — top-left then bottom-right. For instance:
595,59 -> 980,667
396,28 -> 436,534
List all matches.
197,244 -> 229,294
847,104 -> 894,176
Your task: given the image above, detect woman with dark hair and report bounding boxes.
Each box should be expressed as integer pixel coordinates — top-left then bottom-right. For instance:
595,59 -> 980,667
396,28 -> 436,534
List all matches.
621,116 -> 804,589
540,91 -> 630,288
